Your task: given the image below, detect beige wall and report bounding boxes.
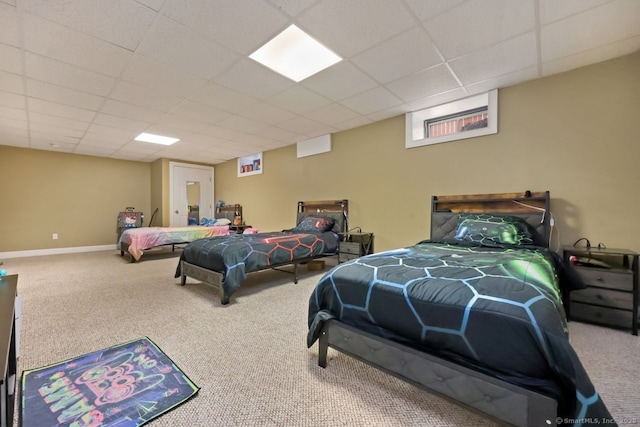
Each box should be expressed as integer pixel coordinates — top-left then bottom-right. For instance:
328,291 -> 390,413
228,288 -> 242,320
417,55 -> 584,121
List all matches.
0,147 -> 151,251
214,51 -> 640,253
1,52 -> 638,255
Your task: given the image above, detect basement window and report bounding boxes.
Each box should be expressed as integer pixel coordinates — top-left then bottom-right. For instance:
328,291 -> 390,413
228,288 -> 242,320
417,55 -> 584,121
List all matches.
406,89 -> 497,148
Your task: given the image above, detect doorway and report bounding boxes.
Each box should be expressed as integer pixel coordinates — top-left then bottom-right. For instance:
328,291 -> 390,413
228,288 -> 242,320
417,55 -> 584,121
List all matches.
169,162 -> 214,226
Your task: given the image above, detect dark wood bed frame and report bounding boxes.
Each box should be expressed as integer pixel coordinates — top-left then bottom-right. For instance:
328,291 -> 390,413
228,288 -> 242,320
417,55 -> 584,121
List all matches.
179,199 -> 348,305
316,191 -> 559,427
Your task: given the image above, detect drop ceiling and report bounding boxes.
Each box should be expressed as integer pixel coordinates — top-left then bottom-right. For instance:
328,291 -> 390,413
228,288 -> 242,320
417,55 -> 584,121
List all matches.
0,0 -> 638,164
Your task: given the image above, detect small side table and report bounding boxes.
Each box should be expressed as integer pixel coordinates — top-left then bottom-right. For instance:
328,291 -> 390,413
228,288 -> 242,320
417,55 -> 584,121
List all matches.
230,224 -> 252,234
338,232 -> 374,263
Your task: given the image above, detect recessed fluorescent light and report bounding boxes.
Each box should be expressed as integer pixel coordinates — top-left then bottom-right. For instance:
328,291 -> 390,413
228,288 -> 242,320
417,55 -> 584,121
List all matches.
249,24 -> 342,82
134,132 -> 179,145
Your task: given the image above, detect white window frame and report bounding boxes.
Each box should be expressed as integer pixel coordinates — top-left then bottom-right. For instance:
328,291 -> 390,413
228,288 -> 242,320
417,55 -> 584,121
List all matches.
405,89 -> 498,148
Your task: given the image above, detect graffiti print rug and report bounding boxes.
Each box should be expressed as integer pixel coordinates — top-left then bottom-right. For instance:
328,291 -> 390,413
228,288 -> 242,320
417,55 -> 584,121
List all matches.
20,337 -> 199,427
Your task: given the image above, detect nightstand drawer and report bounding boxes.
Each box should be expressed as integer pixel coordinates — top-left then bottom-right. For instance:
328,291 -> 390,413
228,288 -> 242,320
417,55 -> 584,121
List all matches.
339,253 -> 360,263
570,302 -> 633,329
574,268 -> 633,291
339,242 -> 361,255
570,288 -> 632,310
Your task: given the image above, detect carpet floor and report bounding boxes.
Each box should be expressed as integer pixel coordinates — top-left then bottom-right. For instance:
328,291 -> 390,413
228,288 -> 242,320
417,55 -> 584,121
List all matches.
6,248 -> 640,426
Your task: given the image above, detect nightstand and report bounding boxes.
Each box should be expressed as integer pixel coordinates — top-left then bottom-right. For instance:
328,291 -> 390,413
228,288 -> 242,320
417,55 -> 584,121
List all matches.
338,232 -> 374,263
229,224 -> 251,234
563,245 -> 639,336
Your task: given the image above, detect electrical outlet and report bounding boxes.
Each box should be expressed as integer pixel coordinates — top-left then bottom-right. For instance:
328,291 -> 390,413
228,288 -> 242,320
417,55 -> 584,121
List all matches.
52,233 -> 58,240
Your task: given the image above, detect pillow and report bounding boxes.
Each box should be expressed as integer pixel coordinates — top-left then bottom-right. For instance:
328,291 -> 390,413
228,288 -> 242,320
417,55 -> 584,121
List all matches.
292,215 -> 335,233
454,213 -> 534,246
215,217 -> 231,225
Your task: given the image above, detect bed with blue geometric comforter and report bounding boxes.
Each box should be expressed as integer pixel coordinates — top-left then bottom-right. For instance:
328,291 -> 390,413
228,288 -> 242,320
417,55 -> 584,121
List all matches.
308,240 -> 614,424
176,230 -> 339,304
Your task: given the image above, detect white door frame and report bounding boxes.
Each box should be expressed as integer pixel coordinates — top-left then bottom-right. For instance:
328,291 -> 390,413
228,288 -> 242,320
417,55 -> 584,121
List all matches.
169,161 -> 214,226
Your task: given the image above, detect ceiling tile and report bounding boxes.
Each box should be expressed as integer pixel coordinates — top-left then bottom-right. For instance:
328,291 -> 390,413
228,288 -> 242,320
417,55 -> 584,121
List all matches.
306,103 -> 361,126
169,101 -> 232,125
21,0 -> 157,51
121,55 -> 208,99
191,84 -> 260,114
449,32 -> 538,85
80,132 -> 128,147
256,124 -> 303,142
424,0 -> 535,59
136,15 -> 241,80
267,0 -> 317,17
539,0 -> 614,25
110,81 -> 183,112
0,90 -> 24,109
24,53 -> 116,97
73,144 -> 119,157
29,122 -> 85,139
27,98 -> 96,122
405,88 -> 468,111
154,113 -> 211,133
340,86 -> 403,115
92,113 -> 150,133
22,12 -> 132,77
352,27 -> 442,84
541,0 -> 640,62
0,43 -> 21,74
0,116 -> 26,130
86,123 -> 138,140
0,70 -> 24,95
0,104 -> 27,121
332,115 -> 373,131
239,100 -> 297,125
301,61 -> 378,101
542,35 -> 640,76
277,115 -> 335,137
403,0 -> 468,23
216,58 -> 295,99
216,115 -> 269,135
0,3 -> 19,47
298,0 -> 415,57
26,79 -> 105,111
29,130 -> 80,146
0,127 -> 29,147
465,67 -> 539,94
136,0 -> 163,11
386,64 -> 460,102
99,99 -> 163,124
163,0 -> 289,55
266,85 -> 332,114
29,111 -> 90,133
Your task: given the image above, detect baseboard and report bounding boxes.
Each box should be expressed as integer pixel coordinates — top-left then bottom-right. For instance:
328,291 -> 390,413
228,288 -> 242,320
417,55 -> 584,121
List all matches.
0,244 -> 117,259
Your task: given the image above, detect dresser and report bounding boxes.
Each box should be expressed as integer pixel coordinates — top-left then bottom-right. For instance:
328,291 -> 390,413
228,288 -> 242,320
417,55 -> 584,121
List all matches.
563,246 -> 638,336
0,274 -> 18,427
338,232 -> 374,263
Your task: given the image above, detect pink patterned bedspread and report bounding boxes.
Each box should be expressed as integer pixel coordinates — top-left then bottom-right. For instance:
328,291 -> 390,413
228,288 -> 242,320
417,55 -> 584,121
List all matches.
118,226 -> 230,261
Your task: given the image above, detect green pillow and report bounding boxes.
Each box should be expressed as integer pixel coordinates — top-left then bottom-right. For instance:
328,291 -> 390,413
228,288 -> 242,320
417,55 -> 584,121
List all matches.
455,213 -> 534,246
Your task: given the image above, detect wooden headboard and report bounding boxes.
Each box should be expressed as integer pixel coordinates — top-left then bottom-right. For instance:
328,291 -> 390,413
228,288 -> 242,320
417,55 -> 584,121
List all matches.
297,200 -> 349,233
430,191 -> 551,247
215,204 -> 242,221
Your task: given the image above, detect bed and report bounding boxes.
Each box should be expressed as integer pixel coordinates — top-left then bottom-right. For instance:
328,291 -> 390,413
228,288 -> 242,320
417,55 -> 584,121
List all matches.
308,191 -> 615,426
175,200 -> 348,305
118,225 -> 230,262
118,208 -> 239,262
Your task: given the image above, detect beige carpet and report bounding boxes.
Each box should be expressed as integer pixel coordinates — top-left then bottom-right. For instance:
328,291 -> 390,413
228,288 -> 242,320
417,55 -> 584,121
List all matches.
6,249 -> 640,426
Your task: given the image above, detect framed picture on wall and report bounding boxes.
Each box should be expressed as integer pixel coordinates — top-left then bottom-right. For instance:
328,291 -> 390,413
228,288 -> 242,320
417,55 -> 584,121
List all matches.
238,152 -> 263,177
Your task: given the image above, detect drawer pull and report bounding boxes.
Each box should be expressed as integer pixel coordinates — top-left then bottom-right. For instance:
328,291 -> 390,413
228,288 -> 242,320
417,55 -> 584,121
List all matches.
596,276 -> 603,281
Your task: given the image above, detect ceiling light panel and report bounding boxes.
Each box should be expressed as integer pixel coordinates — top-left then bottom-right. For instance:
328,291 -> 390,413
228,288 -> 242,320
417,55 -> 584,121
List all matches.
249,25 -> 342,82
134,132 -> 179,145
